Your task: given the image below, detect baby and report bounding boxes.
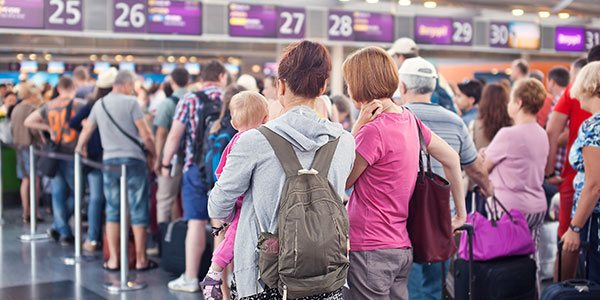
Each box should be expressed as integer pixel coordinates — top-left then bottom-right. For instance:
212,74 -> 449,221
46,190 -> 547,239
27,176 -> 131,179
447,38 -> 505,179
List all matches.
201,91 -> 269,300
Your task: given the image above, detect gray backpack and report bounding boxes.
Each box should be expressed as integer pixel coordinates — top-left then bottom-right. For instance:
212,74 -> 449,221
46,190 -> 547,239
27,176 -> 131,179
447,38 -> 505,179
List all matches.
256,127 -> 349,299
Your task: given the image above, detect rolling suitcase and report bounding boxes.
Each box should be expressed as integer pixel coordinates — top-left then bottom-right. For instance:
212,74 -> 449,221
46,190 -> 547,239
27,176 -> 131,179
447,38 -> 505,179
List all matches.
454,224 -> 536,300
540,241 -> 600,299
159,219 -> 213,279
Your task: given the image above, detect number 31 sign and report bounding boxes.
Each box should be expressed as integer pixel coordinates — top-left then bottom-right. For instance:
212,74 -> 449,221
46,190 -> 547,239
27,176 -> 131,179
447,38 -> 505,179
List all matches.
45,0 -> 83,30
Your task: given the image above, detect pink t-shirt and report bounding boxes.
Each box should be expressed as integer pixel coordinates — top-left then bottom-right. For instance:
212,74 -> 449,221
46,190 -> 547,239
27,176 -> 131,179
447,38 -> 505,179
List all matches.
485,122 -> 549,214
348,111 -> 432,251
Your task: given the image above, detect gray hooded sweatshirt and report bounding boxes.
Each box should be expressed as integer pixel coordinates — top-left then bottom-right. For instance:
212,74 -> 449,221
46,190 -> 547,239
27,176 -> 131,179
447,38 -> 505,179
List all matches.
208,105 -> 355,298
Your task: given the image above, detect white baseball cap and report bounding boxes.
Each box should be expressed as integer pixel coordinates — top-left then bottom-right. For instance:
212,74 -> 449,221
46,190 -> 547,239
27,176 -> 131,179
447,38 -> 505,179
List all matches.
398,57 -> 438,79
236,74 -> 259,92
96,67 -> 118,89
387,38 -> 418,56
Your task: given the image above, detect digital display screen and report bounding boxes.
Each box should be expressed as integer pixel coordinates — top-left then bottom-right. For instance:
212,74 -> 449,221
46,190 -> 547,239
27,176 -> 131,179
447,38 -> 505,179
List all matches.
184,62 -> 200,75
148,0 -> 202,35
328,10 -> 394,43
490,21 -> 540,50
0,0 -> 44,29
94,62 -> 111,74
161,62 -> 176,75
555,26 -> 585,52
228,3 -> 305,39
119,62 -> 136,71
20,61 -> 38,73
47,61 -> 65,73
414,16 -> 473,46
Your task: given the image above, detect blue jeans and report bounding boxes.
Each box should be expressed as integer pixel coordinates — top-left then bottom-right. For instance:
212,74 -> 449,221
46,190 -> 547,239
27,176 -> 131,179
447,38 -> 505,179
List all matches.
51,160 -> 75,238
86,168 -> 104,242
182,165 -> 209,220
581,211 -> 600,284
408,260 -> 450,300
103,158 -> 149,226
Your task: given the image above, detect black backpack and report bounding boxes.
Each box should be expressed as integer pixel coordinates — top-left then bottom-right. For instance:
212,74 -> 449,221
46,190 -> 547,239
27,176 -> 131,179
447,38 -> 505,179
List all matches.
191,91 -> 222,182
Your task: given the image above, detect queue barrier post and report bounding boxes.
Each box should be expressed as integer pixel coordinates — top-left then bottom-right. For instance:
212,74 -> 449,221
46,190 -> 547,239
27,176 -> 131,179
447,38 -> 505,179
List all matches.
104,164 -> 146,293
63,153 -> 92,265
19,145 -> 49,242
0,144 -> 4,226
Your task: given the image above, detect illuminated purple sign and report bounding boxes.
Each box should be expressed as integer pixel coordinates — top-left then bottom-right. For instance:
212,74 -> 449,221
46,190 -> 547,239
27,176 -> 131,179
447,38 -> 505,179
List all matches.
148,0 -> 201,35
586,28 -> 600,51
228,4 -> 305,39
113,0 -> 147,33
0,0 -> 44,28
44,0 -> 83,31
555,27 -> 585,52
353,12 -> 394,43
328,10 -> 394,43
415,17 -> 473,46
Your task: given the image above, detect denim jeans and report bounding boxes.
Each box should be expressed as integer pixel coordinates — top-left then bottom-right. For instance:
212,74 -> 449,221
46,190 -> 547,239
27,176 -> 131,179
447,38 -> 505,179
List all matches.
86,168 -> 104,242
51,160 -> 75,238
407,260 -> 450,300
103,158 -> 149,226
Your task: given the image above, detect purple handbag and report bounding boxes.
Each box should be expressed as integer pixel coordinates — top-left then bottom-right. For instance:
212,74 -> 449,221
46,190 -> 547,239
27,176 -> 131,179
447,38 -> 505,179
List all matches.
458,197 -> 535,261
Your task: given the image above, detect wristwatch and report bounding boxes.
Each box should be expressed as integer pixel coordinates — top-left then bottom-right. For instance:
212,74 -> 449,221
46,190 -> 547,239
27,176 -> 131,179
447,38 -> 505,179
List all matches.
161,164 -> 172,169
569,224 -> 582,233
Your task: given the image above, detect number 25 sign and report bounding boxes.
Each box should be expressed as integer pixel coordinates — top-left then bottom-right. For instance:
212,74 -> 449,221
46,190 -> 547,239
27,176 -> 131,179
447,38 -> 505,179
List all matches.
45,0 -> 83,31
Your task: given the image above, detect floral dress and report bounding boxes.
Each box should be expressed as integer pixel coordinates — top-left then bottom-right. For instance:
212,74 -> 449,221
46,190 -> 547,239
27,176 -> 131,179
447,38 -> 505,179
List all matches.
569,112 -> 600,217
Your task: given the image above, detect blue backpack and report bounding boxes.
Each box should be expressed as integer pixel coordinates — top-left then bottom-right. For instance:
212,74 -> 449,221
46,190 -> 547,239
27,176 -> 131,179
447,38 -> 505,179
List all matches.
431,80 -> 457,113
201,114 -> 237,189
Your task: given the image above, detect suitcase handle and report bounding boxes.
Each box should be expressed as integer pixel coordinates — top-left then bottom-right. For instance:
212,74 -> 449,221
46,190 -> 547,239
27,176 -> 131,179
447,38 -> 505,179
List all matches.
454,223 -> 474,300
557,240 -> 590,282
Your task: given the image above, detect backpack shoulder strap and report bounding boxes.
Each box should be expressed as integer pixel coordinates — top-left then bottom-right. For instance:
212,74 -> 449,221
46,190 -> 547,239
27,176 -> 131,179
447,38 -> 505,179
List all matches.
257,126 -> 303,177
310,138 -> 340,177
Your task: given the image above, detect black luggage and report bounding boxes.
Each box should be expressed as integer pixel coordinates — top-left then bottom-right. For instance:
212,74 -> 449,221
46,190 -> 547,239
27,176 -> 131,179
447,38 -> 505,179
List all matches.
540,242 -> 600,300
159,220 -> 213,279
453,224 -> 536,300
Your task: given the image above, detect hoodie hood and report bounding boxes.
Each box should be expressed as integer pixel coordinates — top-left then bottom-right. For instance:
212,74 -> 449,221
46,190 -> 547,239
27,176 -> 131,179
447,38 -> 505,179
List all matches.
265,105 -> 345,152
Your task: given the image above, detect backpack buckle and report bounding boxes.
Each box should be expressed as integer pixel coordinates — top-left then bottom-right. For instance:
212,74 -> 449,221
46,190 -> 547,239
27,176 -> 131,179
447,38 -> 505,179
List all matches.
297,168 -> 319,176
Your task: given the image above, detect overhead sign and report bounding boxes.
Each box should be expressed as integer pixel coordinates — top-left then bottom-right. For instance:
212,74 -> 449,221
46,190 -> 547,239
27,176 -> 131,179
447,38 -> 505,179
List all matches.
328,10 -> 394,43
45,0 -> 83,31
114,0 -> 147,33
228,4 -> 305,39
414,16 -> 473,46
148,0 -> 201,35
586,28 -> 600,51
555,26 -> 585,52
0,0 -> 44,29
490,21 -> 540,50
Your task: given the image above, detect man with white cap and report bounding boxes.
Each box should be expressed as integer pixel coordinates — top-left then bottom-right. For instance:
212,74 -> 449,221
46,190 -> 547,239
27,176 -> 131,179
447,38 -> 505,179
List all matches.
388,37 -> 420,68
401,57 -> 492,300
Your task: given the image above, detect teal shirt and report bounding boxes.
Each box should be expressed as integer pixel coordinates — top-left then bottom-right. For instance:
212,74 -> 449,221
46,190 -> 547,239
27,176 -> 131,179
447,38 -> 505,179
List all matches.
153,88 -> 188,133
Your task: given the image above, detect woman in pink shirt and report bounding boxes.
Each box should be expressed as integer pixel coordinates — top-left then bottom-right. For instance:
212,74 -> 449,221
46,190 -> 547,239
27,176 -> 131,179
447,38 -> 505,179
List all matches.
483,78 -> 549,293
343,47 -> 466,299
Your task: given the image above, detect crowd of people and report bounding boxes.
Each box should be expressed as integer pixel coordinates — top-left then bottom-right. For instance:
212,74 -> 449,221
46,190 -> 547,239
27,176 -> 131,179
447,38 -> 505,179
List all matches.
1,37 -> 599,300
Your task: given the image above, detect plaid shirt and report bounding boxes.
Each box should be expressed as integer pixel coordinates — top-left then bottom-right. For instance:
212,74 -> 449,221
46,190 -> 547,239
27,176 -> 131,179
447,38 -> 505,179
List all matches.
173,83 -> 223,172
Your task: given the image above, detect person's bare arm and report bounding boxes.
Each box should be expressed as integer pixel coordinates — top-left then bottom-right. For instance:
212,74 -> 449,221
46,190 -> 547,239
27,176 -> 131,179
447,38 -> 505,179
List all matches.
154,126 -> 169,172
558,128 -> 569,148
160,120 -> 186,176
427,133 -> 467,231
464,156 -> 493,197
546,112 -> 569,176
24,110 -> 51,133
345,153 -> 369,190
74,121 -> 97,158
134,118 -> 156,159
562,147 -> 600,252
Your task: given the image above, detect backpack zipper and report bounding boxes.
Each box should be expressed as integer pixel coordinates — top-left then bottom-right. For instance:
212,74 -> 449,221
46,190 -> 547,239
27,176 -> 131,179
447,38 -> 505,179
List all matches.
283,285 -> 288,300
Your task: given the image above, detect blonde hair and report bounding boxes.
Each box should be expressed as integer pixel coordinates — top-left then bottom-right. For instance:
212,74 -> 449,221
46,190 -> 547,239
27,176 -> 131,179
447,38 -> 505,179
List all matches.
571,61 -> 600,100
230,91 -> 269,129
342,46 -> 399,103
18,81 -> 43,105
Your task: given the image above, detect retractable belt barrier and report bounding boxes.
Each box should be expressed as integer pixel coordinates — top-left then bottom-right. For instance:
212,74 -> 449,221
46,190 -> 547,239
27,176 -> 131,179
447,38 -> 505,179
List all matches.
18,146 -> 146,293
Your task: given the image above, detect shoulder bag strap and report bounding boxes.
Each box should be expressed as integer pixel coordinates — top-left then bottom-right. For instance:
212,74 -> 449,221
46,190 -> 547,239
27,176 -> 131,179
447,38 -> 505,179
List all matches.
100,98 -> 145,153
257,126 -> 303,177
405,107 -> 433,175
310,138 -> 340,177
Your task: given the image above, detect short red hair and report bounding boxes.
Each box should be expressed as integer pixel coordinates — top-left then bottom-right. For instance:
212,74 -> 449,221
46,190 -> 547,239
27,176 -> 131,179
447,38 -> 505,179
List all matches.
278,41 -> 331,99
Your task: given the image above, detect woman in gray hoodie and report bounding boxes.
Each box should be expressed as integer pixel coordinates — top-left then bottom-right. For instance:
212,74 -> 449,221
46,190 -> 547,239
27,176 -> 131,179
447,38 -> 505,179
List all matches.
208,41 -> 355,299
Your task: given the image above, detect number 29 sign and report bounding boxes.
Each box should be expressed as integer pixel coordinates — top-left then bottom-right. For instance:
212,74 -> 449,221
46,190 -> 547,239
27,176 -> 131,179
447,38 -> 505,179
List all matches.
45,0 -> 83,30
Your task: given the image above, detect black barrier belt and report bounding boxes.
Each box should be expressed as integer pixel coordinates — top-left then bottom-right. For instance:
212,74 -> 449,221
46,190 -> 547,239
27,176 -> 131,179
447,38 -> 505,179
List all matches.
32,149 -> 121,173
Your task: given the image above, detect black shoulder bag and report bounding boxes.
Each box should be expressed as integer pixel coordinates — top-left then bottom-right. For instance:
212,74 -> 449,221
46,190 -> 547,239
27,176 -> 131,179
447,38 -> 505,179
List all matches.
37,100 -> 74,178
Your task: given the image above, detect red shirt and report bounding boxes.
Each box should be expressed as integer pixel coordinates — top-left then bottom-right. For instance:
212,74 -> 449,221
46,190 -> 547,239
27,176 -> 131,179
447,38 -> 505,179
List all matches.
553,84 -> 592,184
536,93 -> 553,128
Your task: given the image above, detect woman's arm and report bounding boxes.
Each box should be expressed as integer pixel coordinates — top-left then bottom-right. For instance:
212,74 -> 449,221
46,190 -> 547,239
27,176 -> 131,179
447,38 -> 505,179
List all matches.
427,132 -> 467,230
345,153 -> 368,189
562,146 -> 600,252
69,103 -> 92,132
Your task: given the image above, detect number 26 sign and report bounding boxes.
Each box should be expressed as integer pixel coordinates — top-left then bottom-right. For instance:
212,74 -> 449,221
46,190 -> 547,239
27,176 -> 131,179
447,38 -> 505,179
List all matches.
113,0 -> 147,33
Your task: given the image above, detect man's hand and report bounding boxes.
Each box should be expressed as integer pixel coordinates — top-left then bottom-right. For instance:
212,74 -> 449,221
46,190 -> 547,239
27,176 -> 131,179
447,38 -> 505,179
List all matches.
547,175 -> 563,186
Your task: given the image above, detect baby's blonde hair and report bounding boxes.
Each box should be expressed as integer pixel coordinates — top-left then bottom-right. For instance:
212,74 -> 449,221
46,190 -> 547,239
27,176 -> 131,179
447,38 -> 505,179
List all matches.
230,91 -> 269,129
571,61 -> 600,100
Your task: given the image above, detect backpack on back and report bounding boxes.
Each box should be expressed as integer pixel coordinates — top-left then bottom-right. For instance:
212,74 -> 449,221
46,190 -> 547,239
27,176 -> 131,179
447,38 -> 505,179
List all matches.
202,115 -> 236,189
431,80 -> 457,113
256,127 -> 349,299
191,91 -> 222,183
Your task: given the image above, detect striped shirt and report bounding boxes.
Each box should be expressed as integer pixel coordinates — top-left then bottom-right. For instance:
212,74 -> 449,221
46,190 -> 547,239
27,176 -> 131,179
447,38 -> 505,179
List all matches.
173,83 -> 223,172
